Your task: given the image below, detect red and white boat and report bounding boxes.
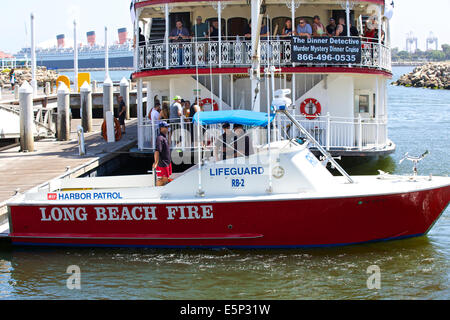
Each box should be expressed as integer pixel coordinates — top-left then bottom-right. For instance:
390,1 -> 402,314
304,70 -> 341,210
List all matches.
6,100 -> 450,248
5,0 -> 449,248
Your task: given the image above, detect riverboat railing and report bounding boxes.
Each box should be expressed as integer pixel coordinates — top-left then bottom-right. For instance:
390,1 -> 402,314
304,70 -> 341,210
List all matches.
137,36 -> 391,73
139,114 -> 388,154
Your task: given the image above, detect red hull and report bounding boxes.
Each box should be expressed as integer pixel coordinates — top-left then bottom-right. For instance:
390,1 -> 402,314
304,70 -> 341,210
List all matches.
8,185 -> 450,248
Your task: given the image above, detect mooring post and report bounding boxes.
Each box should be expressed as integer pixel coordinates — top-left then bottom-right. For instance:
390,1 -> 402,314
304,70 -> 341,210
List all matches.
120,77 -> 130,120
19,81 -> 34,152
14,86 -> 19,100
80,81 -> 93,133
92,80 -> 97,93
45,82 -> 51,95
103,77 -> 113,120
105,111 -> 115,143
57,82 -> 70,141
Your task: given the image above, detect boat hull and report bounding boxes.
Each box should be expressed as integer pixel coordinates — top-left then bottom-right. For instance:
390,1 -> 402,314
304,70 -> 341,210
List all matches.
8,185 -> 450,248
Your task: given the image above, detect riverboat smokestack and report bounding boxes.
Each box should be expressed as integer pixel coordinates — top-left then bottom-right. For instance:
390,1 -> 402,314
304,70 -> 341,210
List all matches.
57,34 -> 65,48
118,28 -> 127,44
87,31 -> 96,46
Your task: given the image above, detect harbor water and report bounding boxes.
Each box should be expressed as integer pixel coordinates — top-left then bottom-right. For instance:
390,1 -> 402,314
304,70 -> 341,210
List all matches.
0,67 -> 449,299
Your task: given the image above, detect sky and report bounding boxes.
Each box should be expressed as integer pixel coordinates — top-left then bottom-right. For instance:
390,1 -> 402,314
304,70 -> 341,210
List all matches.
0,0 -> 448,54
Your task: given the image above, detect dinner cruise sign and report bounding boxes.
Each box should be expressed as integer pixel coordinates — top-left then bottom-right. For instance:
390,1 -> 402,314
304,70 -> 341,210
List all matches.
291,36 -> 362,64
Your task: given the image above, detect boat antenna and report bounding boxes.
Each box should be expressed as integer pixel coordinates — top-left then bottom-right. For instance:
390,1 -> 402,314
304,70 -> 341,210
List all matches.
195,32 -> 204,197
266,13 -> 273,193
208,21 -> 214,111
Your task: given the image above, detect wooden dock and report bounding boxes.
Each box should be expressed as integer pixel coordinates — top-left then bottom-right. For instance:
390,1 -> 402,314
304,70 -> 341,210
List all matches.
0,118 -> 137,221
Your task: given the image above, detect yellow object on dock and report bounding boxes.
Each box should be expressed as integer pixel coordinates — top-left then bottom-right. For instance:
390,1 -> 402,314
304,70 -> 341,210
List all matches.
56,75 -> 71,92
77,73 -> 91,92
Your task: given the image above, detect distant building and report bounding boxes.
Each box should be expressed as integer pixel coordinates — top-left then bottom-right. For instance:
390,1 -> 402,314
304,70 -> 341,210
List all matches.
0,51 -> 14,59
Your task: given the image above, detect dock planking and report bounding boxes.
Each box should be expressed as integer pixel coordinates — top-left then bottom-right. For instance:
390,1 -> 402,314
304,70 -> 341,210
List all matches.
0,118 -> 137,220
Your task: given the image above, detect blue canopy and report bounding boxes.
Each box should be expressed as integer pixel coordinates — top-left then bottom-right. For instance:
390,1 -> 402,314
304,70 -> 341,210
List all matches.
193,110 -> 275,127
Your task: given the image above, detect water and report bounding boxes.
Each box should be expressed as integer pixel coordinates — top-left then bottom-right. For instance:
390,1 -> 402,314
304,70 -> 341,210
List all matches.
0,67 -> 449,300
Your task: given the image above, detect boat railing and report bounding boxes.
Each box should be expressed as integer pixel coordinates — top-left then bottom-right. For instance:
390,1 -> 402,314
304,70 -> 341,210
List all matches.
137,36 -> 391,73
139,113 -> 388,154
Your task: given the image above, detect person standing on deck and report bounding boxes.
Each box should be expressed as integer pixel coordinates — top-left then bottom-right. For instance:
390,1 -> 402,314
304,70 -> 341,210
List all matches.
233,124 -> 255,157
170,96 -> 183,122
214,123 -> 237,161
153,122 -> 172,187
118,96 -> 127,134
296,19 -> 313,38
194,16 -> 208,41
9,69 -> 16,91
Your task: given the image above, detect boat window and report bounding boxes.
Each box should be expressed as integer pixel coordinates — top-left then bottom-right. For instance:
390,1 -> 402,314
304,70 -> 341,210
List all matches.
372,93 -> 376,118
272,17 -> 290,36
169,12 -> 192,34
205,18 -> 226,36
358,95 -> 370,113
227,18 -> 248,37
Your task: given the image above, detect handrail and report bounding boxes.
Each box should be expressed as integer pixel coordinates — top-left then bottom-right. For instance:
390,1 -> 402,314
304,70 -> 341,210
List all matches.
278,109 -> 354,184
138,36 -> 391,72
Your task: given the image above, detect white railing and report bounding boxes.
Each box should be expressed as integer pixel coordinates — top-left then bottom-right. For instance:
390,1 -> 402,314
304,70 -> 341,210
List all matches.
139,114 -> 388,153
138,37 -> 391,73
0,58 -> 31,70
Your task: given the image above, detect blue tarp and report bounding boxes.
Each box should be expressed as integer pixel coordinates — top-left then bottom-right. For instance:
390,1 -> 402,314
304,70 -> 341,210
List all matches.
193,110 -> 275,127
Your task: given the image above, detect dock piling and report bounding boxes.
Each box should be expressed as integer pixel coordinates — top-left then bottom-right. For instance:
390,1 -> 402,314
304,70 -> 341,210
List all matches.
19,81 -> 34,152
120,77 -> 130,120
80,82 -> 93,133
92,80 -> 97,93
103,77 -> 113,120
44,82 -> 51,95
105,111 -> 115,143
57,83 -> 71,141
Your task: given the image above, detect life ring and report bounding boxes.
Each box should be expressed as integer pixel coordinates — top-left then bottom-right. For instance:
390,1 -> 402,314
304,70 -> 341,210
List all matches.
101,118 -> 122,141
300,98 -> 322,120
199,98 -> 219,111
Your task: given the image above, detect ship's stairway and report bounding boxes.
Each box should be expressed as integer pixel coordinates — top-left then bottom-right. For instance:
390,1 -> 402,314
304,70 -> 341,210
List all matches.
192,74 -> 324,111
149,18 -> 166,41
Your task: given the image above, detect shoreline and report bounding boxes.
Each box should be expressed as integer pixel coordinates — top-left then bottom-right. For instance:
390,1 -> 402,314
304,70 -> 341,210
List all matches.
392,62 -> 449,90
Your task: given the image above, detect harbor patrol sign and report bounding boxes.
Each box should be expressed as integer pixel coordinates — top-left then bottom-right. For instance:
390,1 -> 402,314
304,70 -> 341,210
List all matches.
291,36 -> 362,64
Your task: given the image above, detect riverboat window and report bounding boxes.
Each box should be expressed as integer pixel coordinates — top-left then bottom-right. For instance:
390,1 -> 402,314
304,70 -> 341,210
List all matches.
205,18 -> 226,36
228,18 -> 248,37
358,95 -> 370,114
331,10 -> 355,26
372,93 -> 377,118
272,17 -> 290,36
170,12 -> 192,34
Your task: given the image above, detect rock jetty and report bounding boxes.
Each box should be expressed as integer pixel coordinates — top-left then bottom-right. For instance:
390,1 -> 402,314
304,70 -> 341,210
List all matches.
393,62 -> 449,89
0,67 -> 59,88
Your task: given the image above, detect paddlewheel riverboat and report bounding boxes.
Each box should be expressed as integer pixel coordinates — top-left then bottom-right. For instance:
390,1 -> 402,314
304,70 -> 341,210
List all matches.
132,0 -> 395,158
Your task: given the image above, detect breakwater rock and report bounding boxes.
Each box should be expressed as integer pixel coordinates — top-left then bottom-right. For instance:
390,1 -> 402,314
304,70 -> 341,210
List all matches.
392,62 -> 449,89
0,67 -> 59,88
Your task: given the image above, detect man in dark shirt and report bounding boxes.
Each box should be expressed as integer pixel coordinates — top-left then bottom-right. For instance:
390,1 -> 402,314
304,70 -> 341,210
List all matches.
326,18 -> 337,36
336,18 -> 359,37
153,122 -> 172,186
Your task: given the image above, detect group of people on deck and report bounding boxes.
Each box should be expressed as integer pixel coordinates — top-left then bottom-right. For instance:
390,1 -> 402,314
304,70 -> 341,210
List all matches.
166,15 -> 382,41
150,95 -> 256,187
147,96 -> 203,125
